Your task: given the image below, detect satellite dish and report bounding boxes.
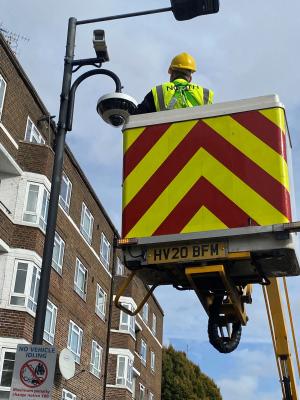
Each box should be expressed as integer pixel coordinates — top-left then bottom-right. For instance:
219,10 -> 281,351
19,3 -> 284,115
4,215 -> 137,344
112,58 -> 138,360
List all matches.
59,348 -> 75,380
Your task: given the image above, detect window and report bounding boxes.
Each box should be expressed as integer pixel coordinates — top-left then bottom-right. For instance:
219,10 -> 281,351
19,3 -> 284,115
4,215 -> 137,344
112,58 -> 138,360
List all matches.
67,321 -> 83,363
43,300 -> 57,344
74,259 -> 88,300
100,232 -> 111,270
142,303 -> 149,324
90,340 -> 103,378
140,339 -> 147,366
150,351 -> 155,372
116,355 -> 133,389
95,284 -> 107,320
25,117 -> 45,144
52,232 -> 65,274
119,303 -> 135,337
80,203 -> 94,244
0,349 -> 15,390
59,173 -> 72,213
116,257 -> 124,276
10,260 -> 40,313
62,389 -> 76,400
139,384 -> 145,400
0,74 -> 7,120
23,182 -> 49,232
152,313 -> 157,336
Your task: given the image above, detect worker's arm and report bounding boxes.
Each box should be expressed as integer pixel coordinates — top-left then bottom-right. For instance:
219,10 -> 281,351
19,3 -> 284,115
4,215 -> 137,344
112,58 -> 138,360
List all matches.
133,91 -> 156,114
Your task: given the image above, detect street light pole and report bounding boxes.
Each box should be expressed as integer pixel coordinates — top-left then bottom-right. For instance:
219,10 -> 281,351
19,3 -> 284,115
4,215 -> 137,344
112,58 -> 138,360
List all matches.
32,17 -> 77,344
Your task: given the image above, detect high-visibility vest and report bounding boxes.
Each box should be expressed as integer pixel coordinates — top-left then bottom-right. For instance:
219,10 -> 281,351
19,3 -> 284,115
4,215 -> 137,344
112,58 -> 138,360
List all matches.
152,78 -> 214,111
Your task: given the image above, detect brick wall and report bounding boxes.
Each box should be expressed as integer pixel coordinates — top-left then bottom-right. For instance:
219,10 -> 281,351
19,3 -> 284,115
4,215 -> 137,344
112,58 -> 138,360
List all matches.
0,209 -> 13,246
0,309 -> 33,340
108,274 -> 163,399
17,141 -> 54,179
0,39 -> 53,148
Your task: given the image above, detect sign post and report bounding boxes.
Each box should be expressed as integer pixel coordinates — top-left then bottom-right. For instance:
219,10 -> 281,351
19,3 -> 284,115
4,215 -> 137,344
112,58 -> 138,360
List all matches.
9,344 -> 56,400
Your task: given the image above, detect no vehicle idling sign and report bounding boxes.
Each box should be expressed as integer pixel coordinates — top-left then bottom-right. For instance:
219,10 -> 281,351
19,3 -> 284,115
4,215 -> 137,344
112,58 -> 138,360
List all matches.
9,344 -> 56,400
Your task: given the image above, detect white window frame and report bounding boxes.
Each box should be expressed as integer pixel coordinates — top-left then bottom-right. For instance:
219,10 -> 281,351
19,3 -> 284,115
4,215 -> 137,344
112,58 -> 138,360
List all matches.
10,260 -> 40,314
23,182 -> 50,232
80,203 -> 94,244
116,355 -> 133,389
140,339 -> 147,366
43,300 -> 57,345
152,313 -> 157,336
52,232 -> 65,274
24,117 -> 45,144
119,303 -> 135,337
100,232 -> 111,270
116,257 -> 124,276
0,74 -> 7,120
139,384 -> 145,400
0,348 -> 16,393
150,351 -> 155,372
142,303 -> 149,324
74,259 -> 88,300
95,284 -> 107,320
90,340 -> 103,378
67,321 -> 83,364
62,389 -> 77,400
59,173 -> 72,213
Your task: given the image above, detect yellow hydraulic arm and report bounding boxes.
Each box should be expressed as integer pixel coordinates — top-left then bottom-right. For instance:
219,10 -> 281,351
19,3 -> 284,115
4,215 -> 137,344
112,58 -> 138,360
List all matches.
263,278 -> 300,400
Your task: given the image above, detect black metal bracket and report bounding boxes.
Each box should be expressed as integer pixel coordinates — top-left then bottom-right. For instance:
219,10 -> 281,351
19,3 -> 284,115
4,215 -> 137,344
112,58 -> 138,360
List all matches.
66,68 -> 122,131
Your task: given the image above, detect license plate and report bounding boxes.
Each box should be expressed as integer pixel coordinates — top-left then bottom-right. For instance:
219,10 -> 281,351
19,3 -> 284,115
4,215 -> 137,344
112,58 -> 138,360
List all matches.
147,242 -> 227,264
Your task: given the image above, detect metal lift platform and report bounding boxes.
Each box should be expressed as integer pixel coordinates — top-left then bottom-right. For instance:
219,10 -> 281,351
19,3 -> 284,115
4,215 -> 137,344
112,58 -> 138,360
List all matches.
116,95 -> 300,358
119,221 -> 300,287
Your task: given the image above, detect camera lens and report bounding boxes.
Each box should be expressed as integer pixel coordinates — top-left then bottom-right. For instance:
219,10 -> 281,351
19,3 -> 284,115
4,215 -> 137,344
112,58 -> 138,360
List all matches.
110,114 -> 125,127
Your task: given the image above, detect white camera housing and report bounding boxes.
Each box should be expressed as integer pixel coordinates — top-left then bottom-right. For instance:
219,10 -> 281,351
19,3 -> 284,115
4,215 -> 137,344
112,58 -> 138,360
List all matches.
96,93 -> 138,127
93,29 -> 109,62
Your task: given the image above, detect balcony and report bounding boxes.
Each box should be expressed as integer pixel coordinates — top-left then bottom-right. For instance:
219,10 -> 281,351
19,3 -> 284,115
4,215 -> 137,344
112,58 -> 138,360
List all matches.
0,142 -> 22,179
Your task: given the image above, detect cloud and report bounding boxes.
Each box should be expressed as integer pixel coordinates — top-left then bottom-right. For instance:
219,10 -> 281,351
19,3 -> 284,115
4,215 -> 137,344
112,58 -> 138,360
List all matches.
218,375 -> 282,400
218,375 -> 259,400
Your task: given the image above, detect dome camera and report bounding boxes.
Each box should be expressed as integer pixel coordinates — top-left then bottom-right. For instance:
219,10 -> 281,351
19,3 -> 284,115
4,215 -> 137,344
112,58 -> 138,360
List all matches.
96,93 -> 138,127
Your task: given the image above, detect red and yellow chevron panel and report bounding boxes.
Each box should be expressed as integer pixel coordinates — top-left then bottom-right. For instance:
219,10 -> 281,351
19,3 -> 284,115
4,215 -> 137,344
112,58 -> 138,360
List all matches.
122,106 -> 291,238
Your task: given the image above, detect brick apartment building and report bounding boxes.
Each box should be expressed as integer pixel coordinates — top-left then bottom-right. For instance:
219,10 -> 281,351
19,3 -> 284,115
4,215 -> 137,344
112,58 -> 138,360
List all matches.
0,33 -> 163,400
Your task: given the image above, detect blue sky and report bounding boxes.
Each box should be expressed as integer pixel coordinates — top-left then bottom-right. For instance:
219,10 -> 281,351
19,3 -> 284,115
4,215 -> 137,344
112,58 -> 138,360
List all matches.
1,1 -> 300,398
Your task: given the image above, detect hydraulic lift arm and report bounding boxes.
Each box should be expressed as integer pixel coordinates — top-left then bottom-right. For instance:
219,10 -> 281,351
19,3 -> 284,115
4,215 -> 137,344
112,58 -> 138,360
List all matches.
263,278 -> 300,400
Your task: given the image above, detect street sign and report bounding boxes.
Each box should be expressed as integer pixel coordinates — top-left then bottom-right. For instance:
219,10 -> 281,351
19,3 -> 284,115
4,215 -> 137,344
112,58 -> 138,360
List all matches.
9,344 -> 56,400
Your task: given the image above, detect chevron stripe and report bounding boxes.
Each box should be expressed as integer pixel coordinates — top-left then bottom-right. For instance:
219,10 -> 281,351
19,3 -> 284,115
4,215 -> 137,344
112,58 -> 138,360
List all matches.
154,178 -> 256,235
123,120 -> 198,207
122,120 -> 290,234
182,206 -> 227,233
259,108 -> 286,134
124,126 -> 145,152
203,116 -> 289,189
123,149 -> 289,238
232,111 -> 287,160
123,123 -> 170,178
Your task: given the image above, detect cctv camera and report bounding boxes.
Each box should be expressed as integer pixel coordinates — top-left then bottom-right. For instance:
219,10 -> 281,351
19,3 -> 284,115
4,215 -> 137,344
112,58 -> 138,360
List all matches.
96,93 -> 138,127
93,29 -> 109,62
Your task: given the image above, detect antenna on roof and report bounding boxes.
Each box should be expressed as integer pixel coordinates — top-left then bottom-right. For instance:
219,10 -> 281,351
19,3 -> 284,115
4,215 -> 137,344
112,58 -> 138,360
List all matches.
0,23 -> 29,56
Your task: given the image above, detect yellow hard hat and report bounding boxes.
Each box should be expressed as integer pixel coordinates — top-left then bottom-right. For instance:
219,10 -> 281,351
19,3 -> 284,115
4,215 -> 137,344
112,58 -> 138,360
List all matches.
169,52 -> 197,73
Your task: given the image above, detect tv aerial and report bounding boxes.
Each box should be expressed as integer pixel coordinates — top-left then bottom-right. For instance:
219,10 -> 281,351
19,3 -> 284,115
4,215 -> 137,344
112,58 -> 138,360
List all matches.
0,23 -> 29,55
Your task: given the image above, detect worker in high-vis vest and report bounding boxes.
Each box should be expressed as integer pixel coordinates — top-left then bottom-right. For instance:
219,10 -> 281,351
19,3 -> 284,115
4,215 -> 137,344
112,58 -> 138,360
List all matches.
134,52 -> 214,114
